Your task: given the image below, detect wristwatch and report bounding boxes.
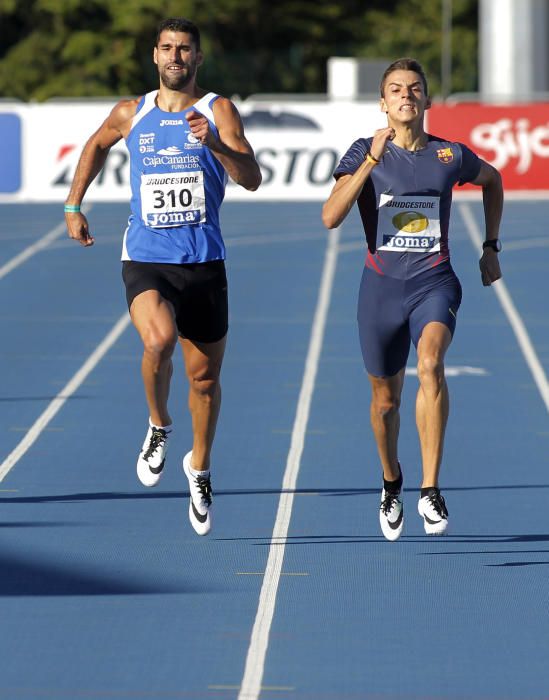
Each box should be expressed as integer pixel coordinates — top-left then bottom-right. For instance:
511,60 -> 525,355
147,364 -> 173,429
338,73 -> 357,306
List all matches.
482,239 -> 502,252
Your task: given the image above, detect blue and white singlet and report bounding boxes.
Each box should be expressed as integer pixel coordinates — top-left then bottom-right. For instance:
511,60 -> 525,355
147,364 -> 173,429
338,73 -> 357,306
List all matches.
122,91 -> 227,264
334,136 -> 482,279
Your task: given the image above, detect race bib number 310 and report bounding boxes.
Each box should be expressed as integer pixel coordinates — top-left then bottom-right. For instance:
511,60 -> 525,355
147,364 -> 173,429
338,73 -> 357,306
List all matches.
377,194 -> 440,253
140,171 -> 206,228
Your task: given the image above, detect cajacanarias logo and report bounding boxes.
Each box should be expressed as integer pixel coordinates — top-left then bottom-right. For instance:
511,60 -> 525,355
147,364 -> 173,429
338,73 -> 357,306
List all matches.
471,118 -> 549,173
157,146 -> 183,156
142,153 -> 200,167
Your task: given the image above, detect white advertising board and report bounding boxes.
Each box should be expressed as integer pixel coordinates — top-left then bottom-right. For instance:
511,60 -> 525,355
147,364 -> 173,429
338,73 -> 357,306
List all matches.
24,101 -> 128,202
10,98 -> 388,202
3,96 -> 547,202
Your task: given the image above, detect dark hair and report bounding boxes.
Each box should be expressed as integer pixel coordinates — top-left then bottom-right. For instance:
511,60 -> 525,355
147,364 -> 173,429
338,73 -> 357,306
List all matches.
380,58 -> 428,97
155,18 -> 201,50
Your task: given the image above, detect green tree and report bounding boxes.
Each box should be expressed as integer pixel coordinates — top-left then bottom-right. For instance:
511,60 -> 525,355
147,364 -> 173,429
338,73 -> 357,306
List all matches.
0,0 -> 478,101
360,0 -> 478,96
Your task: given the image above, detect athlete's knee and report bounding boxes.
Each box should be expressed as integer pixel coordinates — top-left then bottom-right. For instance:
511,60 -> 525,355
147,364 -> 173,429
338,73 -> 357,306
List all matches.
188,367 -> 221,402
371,389 -> 401,418
142,327 -> 177,365
369,371 -> 404,418
417,352 -> 445,386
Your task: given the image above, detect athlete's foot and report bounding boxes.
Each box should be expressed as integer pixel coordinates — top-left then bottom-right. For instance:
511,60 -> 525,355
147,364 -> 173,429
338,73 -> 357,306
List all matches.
418,487 -> 448,535
183,451 -> 212,535
136,420 -> 171,487
379,488 -> 404,541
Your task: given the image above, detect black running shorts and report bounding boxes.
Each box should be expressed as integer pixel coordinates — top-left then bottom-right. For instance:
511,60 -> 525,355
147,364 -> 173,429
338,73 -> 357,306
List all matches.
122,260 -> 228,343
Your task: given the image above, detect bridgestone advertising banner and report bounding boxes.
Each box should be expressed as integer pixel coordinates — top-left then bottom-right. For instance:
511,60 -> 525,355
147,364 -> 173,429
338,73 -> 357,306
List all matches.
1,99 -> 548,201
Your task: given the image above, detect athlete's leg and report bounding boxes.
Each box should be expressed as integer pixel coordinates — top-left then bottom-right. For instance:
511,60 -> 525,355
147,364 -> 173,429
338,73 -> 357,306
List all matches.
180,335 -> 227,471
368,370 -> 406,481
129,290 -> 178,428
415,321 -> 452,487
358,267 -> 409,481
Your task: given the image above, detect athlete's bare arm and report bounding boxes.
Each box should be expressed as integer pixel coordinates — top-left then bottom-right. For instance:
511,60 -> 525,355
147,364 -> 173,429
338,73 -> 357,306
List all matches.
322,127 -> 394,230
185,97 -> 261,191
65,98 -> 139,246
471,159 -> 504,286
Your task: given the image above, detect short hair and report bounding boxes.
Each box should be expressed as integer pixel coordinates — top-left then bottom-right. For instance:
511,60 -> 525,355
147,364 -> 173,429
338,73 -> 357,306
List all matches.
380,58 -> 429,97
155,18 -> 201,50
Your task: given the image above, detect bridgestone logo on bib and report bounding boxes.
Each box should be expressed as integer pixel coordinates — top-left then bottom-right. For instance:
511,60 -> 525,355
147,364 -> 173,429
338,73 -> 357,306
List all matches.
140,171 -> 207,228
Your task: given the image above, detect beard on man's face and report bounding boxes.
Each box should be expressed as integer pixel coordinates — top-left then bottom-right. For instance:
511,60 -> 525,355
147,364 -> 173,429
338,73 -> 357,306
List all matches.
159,62 -> 196,90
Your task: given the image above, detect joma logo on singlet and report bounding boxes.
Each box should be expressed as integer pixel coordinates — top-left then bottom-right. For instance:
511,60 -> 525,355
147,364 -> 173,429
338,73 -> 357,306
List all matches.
147,210 -> 201,226
159,119 -> 184,126
383,234 -> 436,249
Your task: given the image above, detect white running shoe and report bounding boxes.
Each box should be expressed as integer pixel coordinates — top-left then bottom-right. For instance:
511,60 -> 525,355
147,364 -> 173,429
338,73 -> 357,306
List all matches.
183,451 -> 212,536
379,489 -> 404,541
418,488 -> 448,535
136,422 -> 170,487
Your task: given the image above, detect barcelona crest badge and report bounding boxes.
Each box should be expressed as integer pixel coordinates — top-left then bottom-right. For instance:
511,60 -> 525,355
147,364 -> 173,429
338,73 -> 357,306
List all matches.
437,147 -> 454,164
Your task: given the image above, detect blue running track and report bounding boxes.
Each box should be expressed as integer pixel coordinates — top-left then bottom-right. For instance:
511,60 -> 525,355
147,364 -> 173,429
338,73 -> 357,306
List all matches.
0,199 -> 548,699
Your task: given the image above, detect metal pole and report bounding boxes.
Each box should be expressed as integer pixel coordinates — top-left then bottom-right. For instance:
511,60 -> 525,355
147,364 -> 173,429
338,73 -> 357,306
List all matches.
441,0 -> 452,99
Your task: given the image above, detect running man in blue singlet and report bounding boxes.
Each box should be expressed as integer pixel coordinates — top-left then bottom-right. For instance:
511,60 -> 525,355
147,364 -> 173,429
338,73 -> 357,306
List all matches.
65,17 -> 261,536
322,58 -> 503,540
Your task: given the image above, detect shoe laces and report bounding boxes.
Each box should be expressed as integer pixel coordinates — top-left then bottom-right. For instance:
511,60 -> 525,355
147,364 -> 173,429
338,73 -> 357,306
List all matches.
193,473 -> 213,507
427,490 -> 448,517
381,490 -> 400,515
144,428 -> 167,459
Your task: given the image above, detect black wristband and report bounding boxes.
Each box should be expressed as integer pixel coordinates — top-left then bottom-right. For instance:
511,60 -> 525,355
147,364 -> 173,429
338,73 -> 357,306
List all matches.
482,239 -> 502,252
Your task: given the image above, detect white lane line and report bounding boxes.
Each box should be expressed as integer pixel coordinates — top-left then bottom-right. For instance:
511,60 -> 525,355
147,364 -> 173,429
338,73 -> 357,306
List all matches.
502,237 -> 549,252
0,312 -> 131,482
458,202 -> 549,412
237,226 -> 341,700
406,365 -> 488,377
0,205 -> 92,281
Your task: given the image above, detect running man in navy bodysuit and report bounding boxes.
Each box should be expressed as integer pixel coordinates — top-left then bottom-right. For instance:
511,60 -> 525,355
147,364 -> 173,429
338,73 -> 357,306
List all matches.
322,58 -> 503,540
65,17 -> 261,535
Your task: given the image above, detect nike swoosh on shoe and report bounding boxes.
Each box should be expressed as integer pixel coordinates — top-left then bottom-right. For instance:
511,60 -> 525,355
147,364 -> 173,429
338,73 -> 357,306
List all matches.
423,513 -> 443,525
191,501 -> 208,523
150,460 -> 165,475
389,509 -> 404,529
